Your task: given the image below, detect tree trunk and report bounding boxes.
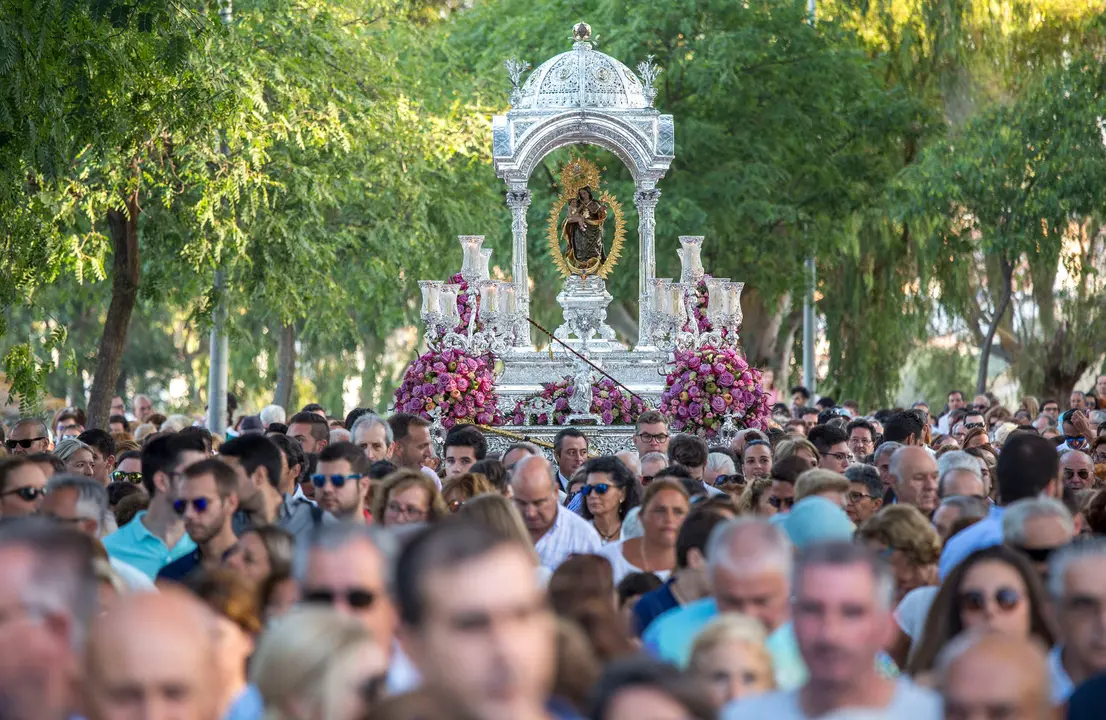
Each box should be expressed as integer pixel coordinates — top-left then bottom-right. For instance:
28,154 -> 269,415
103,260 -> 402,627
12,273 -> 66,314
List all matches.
777,310 -> 801,389
360,335 -> 382,410
274,322 -> 296,409
86,193 -> 141,430
976,255 -> 1013,395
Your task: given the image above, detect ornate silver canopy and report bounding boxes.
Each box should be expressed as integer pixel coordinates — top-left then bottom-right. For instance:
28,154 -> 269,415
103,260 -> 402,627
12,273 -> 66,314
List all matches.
493,23 -> 675,351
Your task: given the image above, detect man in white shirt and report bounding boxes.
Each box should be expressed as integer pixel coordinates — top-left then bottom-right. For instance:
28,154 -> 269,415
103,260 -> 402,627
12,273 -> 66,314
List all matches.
1048,538 -> 1106,705
510,455 -> 599,571
725,541 -> 941,720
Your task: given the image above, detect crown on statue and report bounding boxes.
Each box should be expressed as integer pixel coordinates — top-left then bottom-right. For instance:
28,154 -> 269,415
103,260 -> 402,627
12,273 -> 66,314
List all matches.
560,157 -> 602,196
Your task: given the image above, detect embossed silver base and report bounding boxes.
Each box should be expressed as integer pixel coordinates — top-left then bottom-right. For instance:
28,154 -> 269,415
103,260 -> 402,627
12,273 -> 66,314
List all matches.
485,424 -> 637,460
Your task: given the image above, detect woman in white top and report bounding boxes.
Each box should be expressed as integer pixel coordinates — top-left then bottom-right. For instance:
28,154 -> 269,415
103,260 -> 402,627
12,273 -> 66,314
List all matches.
580,456 -> 643,545
599,478 -> 689,584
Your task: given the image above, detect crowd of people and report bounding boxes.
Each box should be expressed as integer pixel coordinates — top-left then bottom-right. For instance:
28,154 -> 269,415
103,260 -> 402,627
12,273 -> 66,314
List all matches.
1,375 -> 1106,719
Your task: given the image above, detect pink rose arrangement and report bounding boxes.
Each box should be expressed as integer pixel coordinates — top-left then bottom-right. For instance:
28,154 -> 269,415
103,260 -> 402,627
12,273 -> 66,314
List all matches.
659,346 -> 770,437
394,348 -> 501,429
511,376 -> 647,426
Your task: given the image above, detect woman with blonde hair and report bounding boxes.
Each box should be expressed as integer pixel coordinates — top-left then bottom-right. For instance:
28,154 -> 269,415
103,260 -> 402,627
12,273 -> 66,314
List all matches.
53,438 -> 97,478
251,607 -> 387,720
598,478 -> 690,584
689,614 -> 776,710
370,468 -> 448,526
1020,396 -> 1040,421
441,472 -> 495,513
856,505 -> 941,603
458,492 -> 548,583
188,569 -> 263,719
738,477 -> 776,516
772,438 -> 820,468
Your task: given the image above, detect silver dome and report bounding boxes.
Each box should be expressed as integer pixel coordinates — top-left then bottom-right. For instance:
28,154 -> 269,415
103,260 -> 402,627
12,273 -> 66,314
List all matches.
513,34 -> 647,111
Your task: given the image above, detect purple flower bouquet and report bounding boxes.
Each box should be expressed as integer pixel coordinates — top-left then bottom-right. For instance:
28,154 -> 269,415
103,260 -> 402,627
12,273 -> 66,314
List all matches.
659,346 -> 770,437
510,376 -> 647,426
393,347 -> 501,429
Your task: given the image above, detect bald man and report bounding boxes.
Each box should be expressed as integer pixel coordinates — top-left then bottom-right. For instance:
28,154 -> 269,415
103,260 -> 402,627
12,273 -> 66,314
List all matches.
938,632 -> 1053,720
509,455 -> 599,571
891,446 -> 940,517
82,589 -> 220,720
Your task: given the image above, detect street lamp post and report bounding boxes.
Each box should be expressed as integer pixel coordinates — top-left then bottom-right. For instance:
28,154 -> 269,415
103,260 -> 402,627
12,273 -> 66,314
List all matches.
206,0 -> 233,437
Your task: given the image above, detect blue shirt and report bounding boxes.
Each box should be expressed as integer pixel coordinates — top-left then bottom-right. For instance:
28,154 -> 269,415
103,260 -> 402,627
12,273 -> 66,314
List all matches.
939,505 -> 1005,579
632,579 -> 680,636
224,685 -> 263,720
102,511 -> 198,580
642,598 -> 807,689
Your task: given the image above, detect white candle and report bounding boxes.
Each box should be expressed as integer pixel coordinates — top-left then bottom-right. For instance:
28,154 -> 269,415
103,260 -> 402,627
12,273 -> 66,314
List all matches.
501,285 -> 517,314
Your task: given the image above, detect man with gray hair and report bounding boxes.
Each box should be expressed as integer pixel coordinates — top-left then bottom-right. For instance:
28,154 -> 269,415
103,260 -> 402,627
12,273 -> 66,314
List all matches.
259,403 -> 286,429
932,495 -> 989,543
351,412 -> 395,463
40,474 -> 153,591
295,522 -> 417,692
872,441 -> 903,493
645,518 -> 802,688
1002,497 -> 1073,579
725,541 -> 941,719
1047,539 -> 1106,704
937,450 -> 986,499
890,445 -> 939,517
0,518 -> 100,720
704,451 -> 737,487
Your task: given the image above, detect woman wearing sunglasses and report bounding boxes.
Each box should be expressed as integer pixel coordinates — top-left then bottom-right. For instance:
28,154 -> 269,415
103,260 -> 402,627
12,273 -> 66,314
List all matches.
579,457 -> 642,545
907,545 -> 1056,676
598,478 -> 689,585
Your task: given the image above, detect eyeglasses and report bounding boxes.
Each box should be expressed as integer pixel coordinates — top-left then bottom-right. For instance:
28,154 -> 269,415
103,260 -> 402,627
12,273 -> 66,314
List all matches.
311,473 -> 362,488
958,587 -> 1021,613
172,497 -> 212,515
823,451 -> 849,463
636,432 -> 669,444
448,499 -> 465,512
1065,436 -> 1088,447
713,474 -> 746,488
847,491 -> 874,503
386,501 -> 427,519
0,486 -> 44,502
963,422 -> 985,430
580,483 -> 611,496
767,495 -> 795,510
4,437 -> 47,450
1064,469 -> 1092,481
111,470 -> 143,484
302,587 -> 376,610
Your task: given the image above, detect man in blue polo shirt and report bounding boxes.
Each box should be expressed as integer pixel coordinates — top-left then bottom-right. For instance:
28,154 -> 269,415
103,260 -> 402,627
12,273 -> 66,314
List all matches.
102,433 -> 207,579
939,432 -> 1061,579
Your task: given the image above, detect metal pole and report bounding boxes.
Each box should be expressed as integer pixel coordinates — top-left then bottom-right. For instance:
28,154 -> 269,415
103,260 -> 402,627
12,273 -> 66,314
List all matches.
801,0 -> 817,395
803,255 -> 816,394
206,0 -> 233,436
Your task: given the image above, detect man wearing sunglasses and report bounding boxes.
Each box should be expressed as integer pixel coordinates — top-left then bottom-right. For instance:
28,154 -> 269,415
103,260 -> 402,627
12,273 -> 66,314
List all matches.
4,418 -> 51,455
1060,448 -> 1095,492
0,456 -> 48,518
157,458 -> 241,582
299,523 -> 412,692
314,442 -> 371,522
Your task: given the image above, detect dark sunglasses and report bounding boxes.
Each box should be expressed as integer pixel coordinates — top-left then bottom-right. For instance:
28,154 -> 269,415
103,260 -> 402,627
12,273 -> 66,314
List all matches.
311,473 -> 362,488
1016,545 -> 1064,563
768,495 -> 795,510
963,422 -> 985,430
713,474 -> 745,488
173,497 -> 212,515
448,499 -> 465,512
1064,469 -> 1092,480
958,587 -> 1022,613
580,483 -> 611,496
4,437 -> 47,450
641,475 -> 656,485
302,587 -> 376,609
0,486 -> 44,502
1065,436 -> 1088,447
111,470 -> 143,484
